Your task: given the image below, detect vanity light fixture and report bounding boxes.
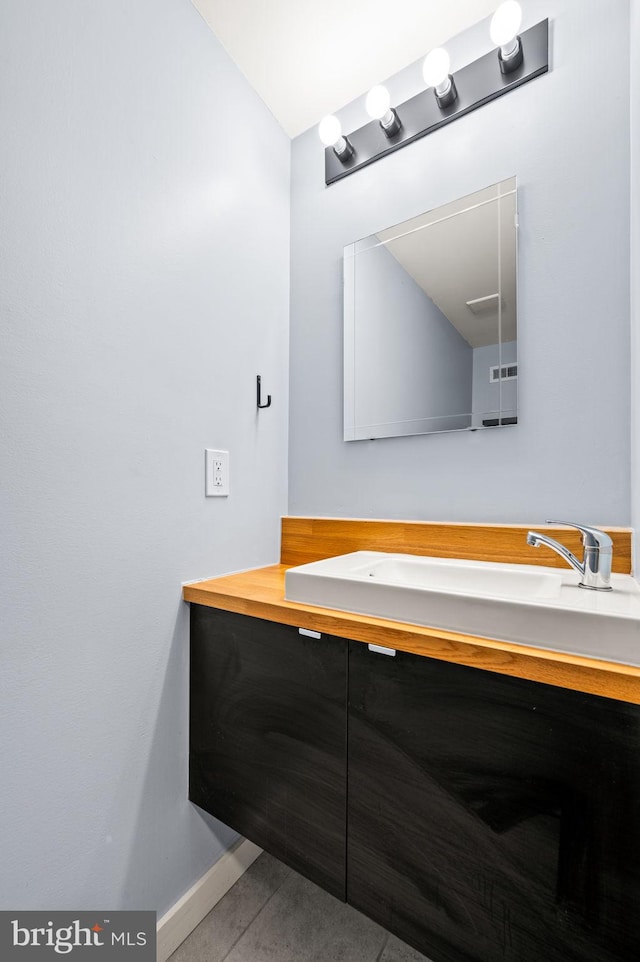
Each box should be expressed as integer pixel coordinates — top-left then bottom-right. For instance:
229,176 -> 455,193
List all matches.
318,114 -> 354,162
365,85 -> 402,137
490,1 -> 524,73
422,48 -> 458,108
321,7 -> 548,186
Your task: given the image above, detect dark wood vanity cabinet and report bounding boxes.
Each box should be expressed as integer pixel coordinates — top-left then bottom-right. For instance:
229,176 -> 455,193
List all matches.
348,642 -> 640,962
189,606 -> 640,962
189,606 -> 348,899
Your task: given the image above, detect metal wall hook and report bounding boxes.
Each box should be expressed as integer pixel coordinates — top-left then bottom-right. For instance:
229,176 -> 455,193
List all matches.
256,375 -> 272,409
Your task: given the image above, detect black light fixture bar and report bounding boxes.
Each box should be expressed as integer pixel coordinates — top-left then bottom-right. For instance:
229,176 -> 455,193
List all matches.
324,18 -> 548,186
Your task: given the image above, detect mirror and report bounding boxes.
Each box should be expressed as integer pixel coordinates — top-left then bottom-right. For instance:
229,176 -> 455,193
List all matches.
343,178 -> 517,440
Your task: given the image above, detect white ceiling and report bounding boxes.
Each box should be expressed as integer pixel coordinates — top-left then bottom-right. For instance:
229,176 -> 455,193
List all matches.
190,0 -> 500,137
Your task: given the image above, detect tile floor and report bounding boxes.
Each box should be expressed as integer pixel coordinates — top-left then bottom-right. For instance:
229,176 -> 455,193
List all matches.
169,852 -> 432,962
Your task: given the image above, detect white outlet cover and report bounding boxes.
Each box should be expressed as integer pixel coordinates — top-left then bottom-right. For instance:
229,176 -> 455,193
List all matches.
205,449 -> 229,497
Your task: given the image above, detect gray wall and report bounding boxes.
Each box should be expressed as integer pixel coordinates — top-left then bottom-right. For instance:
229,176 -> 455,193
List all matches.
347,243 -> 472,438
632,0 -> 640,575
0,0 -> 289,915
289,0 -> 631,525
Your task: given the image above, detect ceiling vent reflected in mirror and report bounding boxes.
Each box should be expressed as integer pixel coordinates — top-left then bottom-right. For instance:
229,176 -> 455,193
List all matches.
466,293 -> 501,315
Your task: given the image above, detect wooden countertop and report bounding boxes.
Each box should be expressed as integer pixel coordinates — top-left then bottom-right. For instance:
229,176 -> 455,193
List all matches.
183,563 -> 640,706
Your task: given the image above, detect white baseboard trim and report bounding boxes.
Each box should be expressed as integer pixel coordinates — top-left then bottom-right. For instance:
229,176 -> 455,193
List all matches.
156,838 -> 263,962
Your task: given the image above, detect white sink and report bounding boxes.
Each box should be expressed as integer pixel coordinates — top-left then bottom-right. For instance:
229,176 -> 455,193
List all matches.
284,551 -> 640,666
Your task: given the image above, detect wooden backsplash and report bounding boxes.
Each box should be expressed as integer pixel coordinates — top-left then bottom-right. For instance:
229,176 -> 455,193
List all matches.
280,517 -> 633,574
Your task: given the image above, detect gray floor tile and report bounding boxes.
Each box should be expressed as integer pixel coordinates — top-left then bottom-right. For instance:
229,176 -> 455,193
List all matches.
225,869 -> 387,962
379,933 -> 433,962
169,853 -> 291,962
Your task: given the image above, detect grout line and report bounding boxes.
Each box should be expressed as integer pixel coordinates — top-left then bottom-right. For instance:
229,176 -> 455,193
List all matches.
374,932 -> 391,962
218,860 -> 294,962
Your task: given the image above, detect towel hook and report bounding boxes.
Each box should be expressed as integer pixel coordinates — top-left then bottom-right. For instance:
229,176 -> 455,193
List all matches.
256,375 -> 272,409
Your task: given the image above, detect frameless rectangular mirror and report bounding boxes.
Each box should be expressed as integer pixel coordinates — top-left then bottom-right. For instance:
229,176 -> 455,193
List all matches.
343,178 -> 517,440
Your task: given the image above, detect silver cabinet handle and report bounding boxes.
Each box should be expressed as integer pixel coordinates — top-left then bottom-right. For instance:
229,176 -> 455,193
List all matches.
367,643 -> 396,657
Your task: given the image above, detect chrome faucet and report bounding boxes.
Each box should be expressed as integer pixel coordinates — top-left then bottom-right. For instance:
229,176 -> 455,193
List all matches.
526,521 -> 613,590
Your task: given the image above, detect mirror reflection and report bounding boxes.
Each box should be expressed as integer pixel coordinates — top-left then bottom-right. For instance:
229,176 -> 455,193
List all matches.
343,178 -> 517,441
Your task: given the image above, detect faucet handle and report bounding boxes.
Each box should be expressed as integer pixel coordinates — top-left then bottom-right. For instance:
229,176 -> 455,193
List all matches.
545,521 -> 613,552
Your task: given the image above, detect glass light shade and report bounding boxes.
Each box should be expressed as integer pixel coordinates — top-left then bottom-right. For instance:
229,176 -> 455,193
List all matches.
422,48 -> 451,89
490,1 -> 523,47
366,85 -> 391,121
318,115 -> 342,147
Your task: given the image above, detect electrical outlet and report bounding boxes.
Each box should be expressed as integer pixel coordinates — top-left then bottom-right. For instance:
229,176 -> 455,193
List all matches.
205,449 -> 229,497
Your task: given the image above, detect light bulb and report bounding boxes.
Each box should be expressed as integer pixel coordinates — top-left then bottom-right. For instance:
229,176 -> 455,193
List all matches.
318,115 -> 342,147
366,85 -> 391,121
364,84 -> 400,135
422,48 -> 451,91
490,1 -> 522,52
318,114 -> 353,162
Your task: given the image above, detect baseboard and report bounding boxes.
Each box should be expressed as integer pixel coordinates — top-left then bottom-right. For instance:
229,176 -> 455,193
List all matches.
156,838 -> 263,962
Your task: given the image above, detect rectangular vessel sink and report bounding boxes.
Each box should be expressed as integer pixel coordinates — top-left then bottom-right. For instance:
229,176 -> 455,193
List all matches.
285,551 -> 640,666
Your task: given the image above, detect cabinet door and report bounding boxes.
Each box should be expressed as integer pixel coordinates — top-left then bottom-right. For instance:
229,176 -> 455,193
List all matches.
190,606 -> 347,899
348,642 -> 640,962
